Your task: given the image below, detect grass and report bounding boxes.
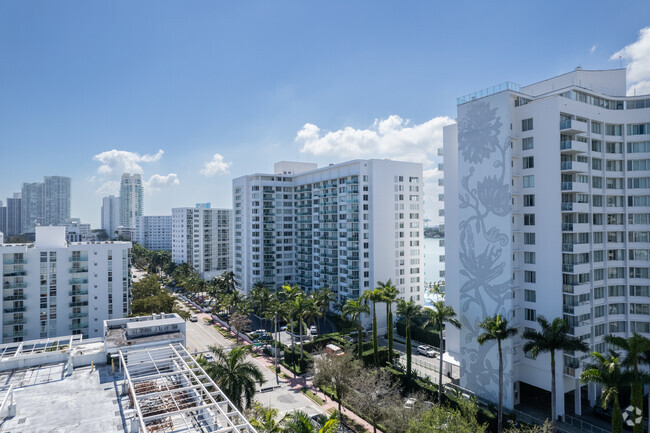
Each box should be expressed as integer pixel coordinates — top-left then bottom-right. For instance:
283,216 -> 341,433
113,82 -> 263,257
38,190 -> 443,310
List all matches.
300,387 -> 324,405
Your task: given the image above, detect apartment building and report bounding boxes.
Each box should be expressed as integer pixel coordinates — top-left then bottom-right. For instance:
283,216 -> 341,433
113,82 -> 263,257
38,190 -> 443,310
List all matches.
233,159 -> 425,312
1,226 -> 131,343
119,173 -> 143,228
6,193 -> 21,237
444,68 -> 650,417
101,195 -> 120,239
44,176 -> 71,226
21,181 -> 45,234
171,204 -> 232,279
135,215 -> 172,252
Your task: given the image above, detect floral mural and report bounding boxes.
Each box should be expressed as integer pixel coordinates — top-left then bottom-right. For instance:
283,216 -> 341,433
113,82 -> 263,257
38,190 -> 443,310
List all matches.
457,99 -> 513,405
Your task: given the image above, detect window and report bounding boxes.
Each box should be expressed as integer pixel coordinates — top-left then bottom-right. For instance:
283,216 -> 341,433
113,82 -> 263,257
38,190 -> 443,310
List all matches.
522,137 -> 534,150
628,123 -> 650,135
523,175 -> 535,188
524,289 -> 536,302
525,308 -> 536,321
608,285 -> 625,297
605,124 -> 623,136
592,158 -> 602,170
524,214 -> 535,226
524,252 -> 536,264
524,233 -> 535,245
594,306 -> 605,318
606,142 -> 624,154
594,286 -> 604,299
628,160 -> 650,171
628,141 -> 650,153
592,177 -> 603,189
631,285 -> 650,297
522,118 -> 533,131
592,139 -> 603,152
591,122 -> 602,134
629,178 -> 650,189
523,156 -> 534,169
593,195 -> 603,207
524,271 -> 536,283
523,194 -> 535,207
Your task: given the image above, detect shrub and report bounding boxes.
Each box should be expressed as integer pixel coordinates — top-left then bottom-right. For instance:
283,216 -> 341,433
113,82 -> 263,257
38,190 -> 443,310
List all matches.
396,321 -> 441,348
361,347 -> 390,367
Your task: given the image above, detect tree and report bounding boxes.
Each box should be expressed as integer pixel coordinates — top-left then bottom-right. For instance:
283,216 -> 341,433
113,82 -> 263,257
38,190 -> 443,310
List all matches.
281,410 -> 339,433
248,402 -> 285,433
477,314 -> 518,432
312,350 -> 361,413
396,299 -> 422,378
204,345 -> 265,410
580,351 -> 626,433
290,294 -> 318,361
281,284 -> 303,375
130,274 -> 175,316
379,280 -> 400,364
313,287 -> 335,331
363,288 -> 385,367
407,402 -> 488,433
348,368 -> 401,433
342,297 -> 370,358
522,317 -> 589,432
230,312 -> 252,343
606,333 -> 650,433
172,305 -> 191,321
250,284 -> 273,329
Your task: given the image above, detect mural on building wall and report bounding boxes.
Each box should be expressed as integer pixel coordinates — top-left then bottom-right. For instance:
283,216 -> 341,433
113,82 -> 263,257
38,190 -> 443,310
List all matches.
457,99 -> 514,405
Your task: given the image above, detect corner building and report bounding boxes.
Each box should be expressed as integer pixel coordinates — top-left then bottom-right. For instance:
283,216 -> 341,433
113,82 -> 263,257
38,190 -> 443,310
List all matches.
444,68 -> 650,418
233,159 -> 425,314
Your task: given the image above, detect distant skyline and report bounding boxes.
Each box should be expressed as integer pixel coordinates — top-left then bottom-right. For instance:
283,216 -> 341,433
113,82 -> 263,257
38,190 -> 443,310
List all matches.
1,2 -> 650,227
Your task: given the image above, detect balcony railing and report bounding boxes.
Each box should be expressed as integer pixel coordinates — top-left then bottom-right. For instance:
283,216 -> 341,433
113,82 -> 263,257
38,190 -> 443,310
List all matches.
4,307 -> 26,313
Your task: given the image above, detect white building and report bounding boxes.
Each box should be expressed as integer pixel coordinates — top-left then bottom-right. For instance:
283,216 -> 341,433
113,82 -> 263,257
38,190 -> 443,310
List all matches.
119,173 -> 143,228
1,226 -> 131,343
172,204 -> 232,280
135,215 -> 172,251
101,195 -> 120,239
63,219 -> 93,242
44,175 -> 71,226
21,181 -> 44,234
444,68 -> 650,417
233,159 -> 425,309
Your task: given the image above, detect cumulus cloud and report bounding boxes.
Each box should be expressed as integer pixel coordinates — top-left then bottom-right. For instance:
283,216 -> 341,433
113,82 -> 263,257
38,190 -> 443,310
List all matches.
200,153 -> 232,176
145,173 -> 180,191
611,27 -> 650,95
296,115 -> 454,167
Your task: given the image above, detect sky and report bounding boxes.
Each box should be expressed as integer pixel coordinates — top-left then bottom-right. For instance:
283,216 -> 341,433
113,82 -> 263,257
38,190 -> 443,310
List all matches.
1,1 -> 650,228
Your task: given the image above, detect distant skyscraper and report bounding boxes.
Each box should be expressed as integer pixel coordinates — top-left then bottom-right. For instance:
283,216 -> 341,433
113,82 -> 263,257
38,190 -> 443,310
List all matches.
21,182 -> 45,234
0,200 -> 6,236
6,194 -> 21,237
101,195 -> 120,239
119,174 -> 143,228
44,176 -> 71,226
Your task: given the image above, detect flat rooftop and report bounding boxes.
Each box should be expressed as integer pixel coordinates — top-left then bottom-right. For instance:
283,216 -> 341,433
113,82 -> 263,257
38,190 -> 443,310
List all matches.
0,363 -> 125,433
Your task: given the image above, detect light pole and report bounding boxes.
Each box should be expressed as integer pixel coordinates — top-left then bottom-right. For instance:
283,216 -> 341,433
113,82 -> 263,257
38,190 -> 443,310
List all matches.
274,311 -> 279,384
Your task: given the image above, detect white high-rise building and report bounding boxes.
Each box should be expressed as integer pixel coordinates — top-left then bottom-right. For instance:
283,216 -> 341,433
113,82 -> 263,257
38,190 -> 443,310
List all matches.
444,68 -> 650,417
135,215 -> 172,252
172,204 -> 232,279
101,195 -> 120,239
119,173 -> 143,228
0,226 -> 131,343
233,160 -> 425,309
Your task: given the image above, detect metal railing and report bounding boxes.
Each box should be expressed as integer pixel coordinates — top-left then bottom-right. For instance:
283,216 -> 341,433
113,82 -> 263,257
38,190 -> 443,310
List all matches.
563,414 -> 609,433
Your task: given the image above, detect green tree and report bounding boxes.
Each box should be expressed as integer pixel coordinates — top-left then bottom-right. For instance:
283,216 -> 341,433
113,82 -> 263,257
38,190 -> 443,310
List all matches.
313,287 -> 335,332
580,351 -> 626,433
130,274 -> 176,315
248,402 -> 285,433
291,293 -> 318,361
281,284 -> 303,375
312,349 -> 361,414
363,288 -> 385,367
606,333 -> 650,433
342,297 -> 370,358
281,410 -> 339,433
204,345 -> 265,410
379,280 -> 400,364
477,314 -> 518,432
422,300 -> 461,403
396,299 -> 422,378
407,403 -> 487,433
523,317 -> 589,433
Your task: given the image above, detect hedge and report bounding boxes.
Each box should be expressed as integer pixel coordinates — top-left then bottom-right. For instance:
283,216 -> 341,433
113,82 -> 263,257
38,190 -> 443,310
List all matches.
395,321 -> 441,348
283,347 -> 313,374
361,347 -> 390,367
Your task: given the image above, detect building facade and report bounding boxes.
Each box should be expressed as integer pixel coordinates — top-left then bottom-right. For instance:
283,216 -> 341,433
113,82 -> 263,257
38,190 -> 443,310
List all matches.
135,215 -> 172,252
171,205 -> 232,279
6,194 -> 21,237
233,159 -> 425,310
101,195 -> 120,239
444,68 -> 650,417
1,226 -> 131,343
21,182 -> 45,234
119,173 -> 143,228
0,200 -> 6,237
44,176 -> 71,226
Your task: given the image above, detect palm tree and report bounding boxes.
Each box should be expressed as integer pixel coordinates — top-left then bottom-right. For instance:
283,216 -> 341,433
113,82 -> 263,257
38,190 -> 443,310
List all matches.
204,345 -> 265,410
477,314 -> 518,432
422,300 -> 461,403
396,299 -> 422,378
522,316 -> 589,432
281,410 -> 339,433
342,297 -> 370,358
580,351 -> 626,433
313,287 -> 335,332
379,280 -> 399,364
281,284 -> 302,375
606,333 -> 650,433
249,402 -> 285,433
362,288 -> 385,366
291,294 -> 318,361
250,283 -> 273,329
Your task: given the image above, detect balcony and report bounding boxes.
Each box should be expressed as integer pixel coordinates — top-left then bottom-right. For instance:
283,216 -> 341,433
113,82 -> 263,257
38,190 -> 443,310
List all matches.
3,318 -> 26,325
2,259 -> 26,265
560,182 -> 589,193
560,140 -> 588,153
560,119 -> 587,134
3,270 -> 26,277
69,289 -> 89,296
69,267 -> 88,274
69,256 -> 88,262
69,301 -> 88,308
3,330 -> 25,338
2,282 -> 27,289
560,161 -> 589,173
3,294 -> 26,301
69,278 -> 88,285
69,322 -> 88,330
69,312 -> 88,319
4,306 -> 26,313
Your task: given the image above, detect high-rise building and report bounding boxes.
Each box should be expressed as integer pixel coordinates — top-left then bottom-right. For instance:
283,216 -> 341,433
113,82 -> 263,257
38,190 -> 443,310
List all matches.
21,182 -> 45,234
0,226 -> 131,342
101,195 -> 120,239
6,194 -> 21,237
44,176 -> 71,226
172,204 -> 232,280
135,215 -> 172,252
119,173 -> 143,228
444,68 -> 650,417
0,200 -> 6,237
233,160 -> 425,309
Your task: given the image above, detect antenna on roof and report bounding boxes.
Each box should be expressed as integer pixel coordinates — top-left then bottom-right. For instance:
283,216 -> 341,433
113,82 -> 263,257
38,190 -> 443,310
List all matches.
619,55 -> 623,69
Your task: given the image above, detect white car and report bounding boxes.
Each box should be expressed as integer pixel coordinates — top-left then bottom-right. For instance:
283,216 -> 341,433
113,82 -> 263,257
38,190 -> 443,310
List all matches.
417,345 -> 438,358
189,315 -> 198,322
309,325 -> 318,336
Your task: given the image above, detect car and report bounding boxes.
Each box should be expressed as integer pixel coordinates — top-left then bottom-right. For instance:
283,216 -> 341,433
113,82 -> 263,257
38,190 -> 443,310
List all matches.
309,325 -> 318,336
204,353 -> 214,363
189,315 -> 198,322
255,329 -> 267,335
280,325 -> 288,332
404,398 -> 417,409
417,345 -> 438,357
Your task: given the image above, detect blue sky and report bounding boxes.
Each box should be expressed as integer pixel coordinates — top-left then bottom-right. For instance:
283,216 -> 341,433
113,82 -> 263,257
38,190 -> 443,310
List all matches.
1,1 -> 650,227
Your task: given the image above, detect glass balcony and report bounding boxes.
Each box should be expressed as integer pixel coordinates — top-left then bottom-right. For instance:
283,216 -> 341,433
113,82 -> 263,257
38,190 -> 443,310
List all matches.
69,255 -> 88,262
3,294 -> 26,301
69,278 -> 88,285
4,306 -> 26,313
559,119 -> 587,134
69,312 -> 88,319
3,318 -> 26,325
2,259 -> 26,265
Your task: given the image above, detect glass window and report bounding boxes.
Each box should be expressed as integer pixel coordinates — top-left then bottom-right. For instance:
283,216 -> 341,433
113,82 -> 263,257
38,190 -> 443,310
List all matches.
522,118 -> 533,131
523,176 -> 535,188
522,137 -> 534,150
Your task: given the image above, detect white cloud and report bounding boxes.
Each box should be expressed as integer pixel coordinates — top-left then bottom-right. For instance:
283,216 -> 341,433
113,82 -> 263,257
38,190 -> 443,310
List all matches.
145,173 -> 180,192
95,180 -> 120,196
611,27 -> 650,95
93,149 -> 164,176
296,115 -> 454,167
590,44 -> 597,54
200,153 -> 232,176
